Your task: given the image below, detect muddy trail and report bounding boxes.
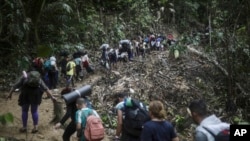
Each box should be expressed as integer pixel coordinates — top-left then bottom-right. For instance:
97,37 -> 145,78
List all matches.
0,48 -> 230,141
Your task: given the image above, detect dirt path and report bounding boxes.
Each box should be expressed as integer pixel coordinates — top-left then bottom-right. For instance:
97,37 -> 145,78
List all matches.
0,49 -> 199,141
0,73 -> 111,141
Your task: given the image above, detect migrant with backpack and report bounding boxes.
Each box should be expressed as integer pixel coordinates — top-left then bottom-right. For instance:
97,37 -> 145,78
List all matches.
66,56 -> 76,87
7,70 -> 56,133
114,93 -> 150,141
75,97 -> 104,141
100,43 -> 111,69
42,56 -> 59,89
73,51 -> 83,81
189,100 -> 230,141
48,56 -> 58,89
59,55 -> 69,78
119,40 -> 133,61
32,57 -> 44,75
82,52 -> 94,73
55,86 -> 99,141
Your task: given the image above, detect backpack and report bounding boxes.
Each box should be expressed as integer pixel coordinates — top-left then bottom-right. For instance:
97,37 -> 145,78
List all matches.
83,60 -> 89,68
44,60 -> 51,71
25,71 -> 41,87
121,42 -> 129,51
123,99 -> 151,137
32,58 -> 42,68
84,110 -> 105,141
66,63 -> 71,72
203,126 -> 230,141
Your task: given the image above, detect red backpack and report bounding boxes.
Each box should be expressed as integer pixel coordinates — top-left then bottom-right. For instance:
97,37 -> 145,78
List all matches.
83,60 -> 89,68
84,114 -> 105,141
32,57 -> 43,68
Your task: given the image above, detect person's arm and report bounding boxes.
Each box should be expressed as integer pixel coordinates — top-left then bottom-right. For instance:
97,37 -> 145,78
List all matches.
115,109 -> 123,138
54,63 -> 58,71
75,110 -> 82,138
40,79 -> 56,101
45,89 -> 56,101
55,104 -> 73,129
195,131 -> 207,141
7,87 -> 15,100
7,76 -> 24,100
86,55 -> 91,64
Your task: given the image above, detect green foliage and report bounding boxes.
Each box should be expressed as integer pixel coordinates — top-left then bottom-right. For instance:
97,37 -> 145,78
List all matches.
37,45 -> 53,57
16,56 -> 30,71
0,113 -> 14,125
0,0 -> 249,122
101,113 -> 117,128
169,36 -> 188,58
174,115 -> 185,123
174,114 -> 186,131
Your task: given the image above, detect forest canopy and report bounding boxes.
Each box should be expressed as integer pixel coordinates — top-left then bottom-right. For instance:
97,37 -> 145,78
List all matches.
0,0 -> 249,120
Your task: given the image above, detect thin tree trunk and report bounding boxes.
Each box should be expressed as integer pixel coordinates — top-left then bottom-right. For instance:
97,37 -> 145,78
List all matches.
208,14 -> 211,47
34,0 -> 46,45
74,0 -> 81,22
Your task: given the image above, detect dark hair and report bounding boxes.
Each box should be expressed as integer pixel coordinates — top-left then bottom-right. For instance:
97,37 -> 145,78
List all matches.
76,98 -> 87,105
117,92 -> 128,99
61,87 -> 73,96
113,92 -> 128,106
189,100 -> 207,117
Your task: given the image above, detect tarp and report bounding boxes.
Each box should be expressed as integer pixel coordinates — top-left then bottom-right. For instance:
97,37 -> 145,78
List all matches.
100,44 -> 110,49
119,40 -> 130,44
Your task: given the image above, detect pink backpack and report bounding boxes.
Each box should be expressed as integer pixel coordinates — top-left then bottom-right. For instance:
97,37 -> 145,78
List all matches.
84,115 -> 105,141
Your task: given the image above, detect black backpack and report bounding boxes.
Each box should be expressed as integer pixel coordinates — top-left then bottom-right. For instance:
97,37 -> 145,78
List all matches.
123,99 -> 151,137
203,126 -> 230,141
66,63 -> 71,72
121,43 -> 129,51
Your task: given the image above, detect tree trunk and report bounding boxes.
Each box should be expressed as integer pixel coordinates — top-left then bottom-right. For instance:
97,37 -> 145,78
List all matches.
208,14 -> 211,47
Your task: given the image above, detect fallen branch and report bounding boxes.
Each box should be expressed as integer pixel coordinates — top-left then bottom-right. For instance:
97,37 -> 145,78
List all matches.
186,45 -> 247,95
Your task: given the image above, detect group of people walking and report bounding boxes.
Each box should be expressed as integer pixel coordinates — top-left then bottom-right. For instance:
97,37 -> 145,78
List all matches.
100,34 -> 177,70
6,33 -> 230,141
30,51 -> 93,90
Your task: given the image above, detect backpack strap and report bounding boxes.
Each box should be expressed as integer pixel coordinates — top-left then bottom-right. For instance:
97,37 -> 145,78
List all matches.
82,109 -> 93,128
124,99 -> 148,115
202,126 -> 216,137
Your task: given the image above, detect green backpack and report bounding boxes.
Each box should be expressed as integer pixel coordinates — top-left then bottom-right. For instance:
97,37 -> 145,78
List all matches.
25,71 -> 41,87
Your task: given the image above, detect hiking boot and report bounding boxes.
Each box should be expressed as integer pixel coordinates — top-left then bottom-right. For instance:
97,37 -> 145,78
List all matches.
19,127 -> 27,133
31,128 -> 38,134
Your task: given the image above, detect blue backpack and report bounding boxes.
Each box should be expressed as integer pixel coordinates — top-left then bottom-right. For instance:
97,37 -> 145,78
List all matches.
44,60 -> 51,71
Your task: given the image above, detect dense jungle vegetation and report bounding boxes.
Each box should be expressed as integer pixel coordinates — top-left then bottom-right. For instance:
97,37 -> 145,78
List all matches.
0,0 -> 250,130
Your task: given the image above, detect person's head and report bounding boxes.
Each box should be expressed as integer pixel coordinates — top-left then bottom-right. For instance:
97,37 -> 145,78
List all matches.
67,55 -> 73,61
76,98 -> 87,109
188,99 -> 208,124
113,92 -> 128,105
117,92 -> 128,101
149,100 -> 166,120
61,87 -> 73,96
